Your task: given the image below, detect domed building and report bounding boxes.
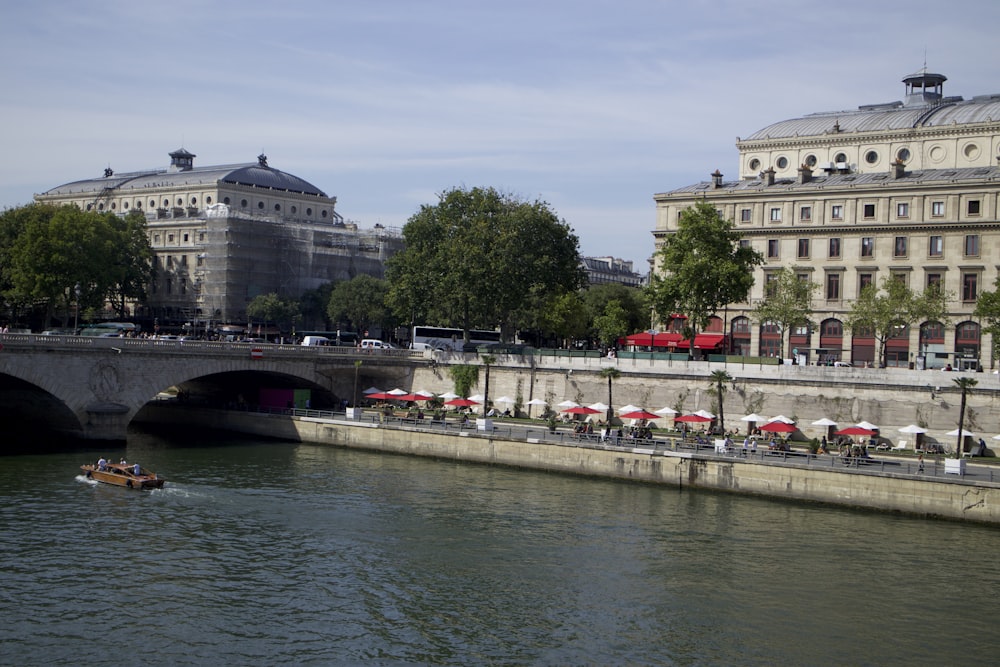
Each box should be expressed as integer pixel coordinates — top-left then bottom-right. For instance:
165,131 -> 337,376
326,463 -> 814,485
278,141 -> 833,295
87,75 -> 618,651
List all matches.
36,149 -> 403,332
653,70 -> 1000,369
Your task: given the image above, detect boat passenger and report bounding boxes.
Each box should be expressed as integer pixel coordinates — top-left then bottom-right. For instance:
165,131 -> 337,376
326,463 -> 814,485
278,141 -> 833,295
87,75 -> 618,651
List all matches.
133,463 -> 141,476
120,458 -> 127,465
97,457 -> 107,471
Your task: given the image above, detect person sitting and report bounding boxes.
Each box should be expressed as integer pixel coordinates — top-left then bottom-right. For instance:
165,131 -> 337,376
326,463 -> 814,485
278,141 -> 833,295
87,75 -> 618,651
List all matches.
97,457 -> 107,471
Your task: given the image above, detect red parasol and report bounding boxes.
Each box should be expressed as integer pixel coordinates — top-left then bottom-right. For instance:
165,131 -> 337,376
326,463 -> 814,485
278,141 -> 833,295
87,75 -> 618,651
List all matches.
444,398 -> 479,407
619,410 -> 661,420
674,414 -> 713,423
562,406 -> 600,415
758,421 -> 796,433
834,426 -> 875,436
367,392 -> 398,401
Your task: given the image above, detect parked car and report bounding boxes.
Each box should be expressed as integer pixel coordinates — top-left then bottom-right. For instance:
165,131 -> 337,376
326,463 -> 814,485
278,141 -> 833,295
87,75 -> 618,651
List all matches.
360,339 -> 395,350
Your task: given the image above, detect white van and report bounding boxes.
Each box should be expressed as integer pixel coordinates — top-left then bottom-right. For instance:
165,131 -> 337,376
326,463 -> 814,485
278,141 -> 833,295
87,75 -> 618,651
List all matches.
360,338 -> 395,350
301,335 -> 331,346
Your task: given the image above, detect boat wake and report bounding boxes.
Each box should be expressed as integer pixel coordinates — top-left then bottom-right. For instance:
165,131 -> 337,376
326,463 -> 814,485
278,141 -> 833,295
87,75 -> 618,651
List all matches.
75,474 -> 99,486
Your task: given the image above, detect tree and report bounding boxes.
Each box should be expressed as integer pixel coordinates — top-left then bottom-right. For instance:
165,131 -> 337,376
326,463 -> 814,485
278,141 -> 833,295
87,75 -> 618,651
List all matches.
480,354 -> 496,410
535,291 -> 590,348
709,369 -> 732,435
592,299 -> 630,350
648,201 -> 763,347
953,377 -> 977,459
598,366 -> 621,424
1,204 -> 152,327
846,277 -> 951,367
247,292 -> 300,334
752,267 -> 818,359
973,277 -> 1000,365
327,275 -> 392,335
582,283 -> 648,337
298,283 -> 335,331
386,186 -> 585,341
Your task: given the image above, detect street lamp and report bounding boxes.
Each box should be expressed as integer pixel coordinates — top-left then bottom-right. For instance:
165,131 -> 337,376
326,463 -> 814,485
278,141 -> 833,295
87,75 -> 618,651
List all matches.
74,283 -> 81,334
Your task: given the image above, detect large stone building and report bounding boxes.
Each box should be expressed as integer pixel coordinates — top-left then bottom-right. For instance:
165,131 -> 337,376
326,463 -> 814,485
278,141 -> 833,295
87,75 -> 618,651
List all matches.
653,70 -> 1000,369
580,256 -> 645,288
36,149 -> 403,331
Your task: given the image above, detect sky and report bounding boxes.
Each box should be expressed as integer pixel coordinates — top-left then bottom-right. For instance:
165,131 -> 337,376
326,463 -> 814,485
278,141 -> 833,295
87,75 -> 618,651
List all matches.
1,1 -> 999,268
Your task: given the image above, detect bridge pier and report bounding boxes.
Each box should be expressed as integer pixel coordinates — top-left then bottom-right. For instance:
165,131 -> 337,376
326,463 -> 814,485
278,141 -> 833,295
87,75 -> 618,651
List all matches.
80,402 -> 132,441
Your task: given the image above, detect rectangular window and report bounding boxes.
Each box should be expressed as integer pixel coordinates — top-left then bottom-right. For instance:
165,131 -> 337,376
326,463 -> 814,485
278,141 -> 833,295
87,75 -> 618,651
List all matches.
829,237 -> 841,258
926,273 -> 942,289
896,202 -> 909,218
929,235 -> 943,257
740,208 -> 751,223
891,272 -> 908,287
863,203 -> 876,219
931,201 -> 944,217
800,206 -> 812,222
831,204 -> 843,220
965,234 -> 980,257
199,232 -> 205,242
168,234 -> 174,243
968,199 -> 981,216
180,255 -> 188,267
963,273 -> 978,301
797,238 -> 810,258
859,273 -> 874,292
166,255 -> 174,268
893,236 -> 907,258
826,273 -> 841,300
769,207 -> 781,222
765,273 -> 778,297
767,239 -> 779,258
183,233 -> 190,243
861,237 -> 875,257
739,239 -> 750,249
197,256 -> 204,267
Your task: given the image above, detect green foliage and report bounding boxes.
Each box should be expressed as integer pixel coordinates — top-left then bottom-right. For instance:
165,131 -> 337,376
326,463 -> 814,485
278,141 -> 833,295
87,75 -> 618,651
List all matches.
752,267 -> 818,358
592,299 -> 630,348
846,276 -> 951,367
974,277 -> 1000,362
582,283 -> 648,336
0,203 -> 153,326
297,283 -> 335,331
327,274 -> 393,334
449,364 -> 479,398
385,186 -> 585,340
536,291 -> 589,345
648,201 -> 763,338
247,292 -> 300,331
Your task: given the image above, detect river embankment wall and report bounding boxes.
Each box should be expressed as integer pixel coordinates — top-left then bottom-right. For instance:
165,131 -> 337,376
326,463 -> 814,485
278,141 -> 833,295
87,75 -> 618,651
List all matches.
140,405 -> 1000,524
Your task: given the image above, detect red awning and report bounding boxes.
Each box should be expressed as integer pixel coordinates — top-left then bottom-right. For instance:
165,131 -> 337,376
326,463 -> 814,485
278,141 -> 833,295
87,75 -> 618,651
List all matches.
653,332 -> 684,347
625,332 -> 655,346
693,333 -> 726,349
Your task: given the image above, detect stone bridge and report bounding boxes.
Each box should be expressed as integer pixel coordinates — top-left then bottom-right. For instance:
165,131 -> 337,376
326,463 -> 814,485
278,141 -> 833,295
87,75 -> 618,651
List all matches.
0,334 -> 428,442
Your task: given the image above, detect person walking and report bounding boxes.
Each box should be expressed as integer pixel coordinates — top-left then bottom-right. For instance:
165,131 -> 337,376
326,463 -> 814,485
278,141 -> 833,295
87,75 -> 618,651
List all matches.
918,452 -> 925,474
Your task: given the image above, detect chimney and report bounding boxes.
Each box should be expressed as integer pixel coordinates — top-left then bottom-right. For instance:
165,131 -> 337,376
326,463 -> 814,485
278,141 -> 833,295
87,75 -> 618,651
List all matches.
762,167 -> 775,186
711,169 -> 724,188
891,159 -> 906,179
798,164 -> 813,184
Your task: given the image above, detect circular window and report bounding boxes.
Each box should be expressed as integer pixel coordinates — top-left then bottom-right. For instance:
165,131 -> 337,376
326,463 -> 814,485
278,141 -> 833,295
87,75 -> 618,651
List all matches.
274,203 -> 281,212
176,197 -> 183,206
865,151 -> 878,164
306,208 -> 313,216
135,201 -> 141,209
98,203 -> 105,211
111,203 -> 116,210
291,206 -> 297,214
163,199 -> 170,207
896,148 -> 911,162
322,210 -> 328,218
241,199 -> 248,208
929,145 -> 945,163
835,152 -> 847,164
190,197 -> 197,205
206,196 -> 212,205
224,197 -> 231,205
963,143 -> 981,159
776,156 -> 788,169
150,199 -> 156,208
123,202 -> 128,210
749,158 -> 760,171
805,154 -> 817,167
86,204 -> 93,211
258,201 -> 265,209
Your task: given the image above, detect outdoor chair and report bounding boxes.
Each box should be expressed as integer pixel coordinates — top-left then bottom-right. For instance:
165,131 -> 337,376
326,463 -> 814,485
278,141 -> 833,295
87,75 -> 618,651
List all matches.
890,440 -> 907,452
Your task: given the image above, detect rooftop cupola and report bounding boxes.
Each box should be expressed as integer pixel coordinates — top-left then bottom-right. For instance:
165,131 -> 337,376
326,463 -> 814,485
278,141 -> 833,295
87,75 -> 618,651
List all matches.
168,148 -> 196,173
902,68 -> 947,107
711,169 -> 723,188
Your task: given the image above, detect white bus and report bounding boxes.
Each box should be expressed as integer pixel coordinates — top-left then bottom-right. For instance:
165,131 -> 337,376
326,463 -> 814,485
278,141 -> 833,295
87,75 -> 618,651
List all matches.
411,326 -> 502,352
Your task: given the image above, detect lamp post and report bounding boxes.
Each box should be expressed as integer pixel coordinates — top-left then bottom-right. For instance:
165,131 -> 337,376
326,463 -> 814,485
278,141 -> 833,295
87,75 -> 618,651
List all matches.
74,283 -> 81,334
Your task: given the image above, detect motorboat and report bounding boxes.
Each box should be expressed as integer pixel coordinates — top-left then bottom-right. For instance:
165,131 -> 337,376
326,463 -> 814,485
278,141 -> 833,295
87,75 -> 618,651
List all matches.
80,461 -> 165,490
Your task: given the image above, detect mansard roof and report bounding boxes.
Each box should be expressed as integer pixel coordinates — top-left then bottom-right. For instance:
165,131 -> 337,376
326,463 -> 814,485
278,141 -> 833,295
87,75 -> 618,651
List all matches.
657,165 -> 1000,197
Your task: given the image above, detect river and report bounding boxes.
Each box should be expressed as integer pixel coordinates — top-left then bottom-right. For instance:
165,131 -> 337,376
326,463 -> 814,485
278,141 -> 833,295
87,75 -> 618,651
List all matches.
2,427 -> 998,666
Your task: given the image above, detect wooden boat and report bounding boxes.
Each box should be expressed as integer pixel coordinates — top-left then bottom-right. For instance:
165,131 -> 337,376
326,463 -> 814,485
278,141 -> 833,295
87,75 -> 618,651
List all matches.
80,462 -> 165,489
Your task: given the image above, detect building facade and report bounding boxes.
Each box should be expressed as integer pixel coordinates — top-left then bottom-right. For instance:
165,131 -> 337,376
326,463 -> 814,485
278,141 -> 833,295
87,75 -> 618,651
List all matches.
653,70 -> 1000,369
581,256 -> 645,288
36,149 -> 403,331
